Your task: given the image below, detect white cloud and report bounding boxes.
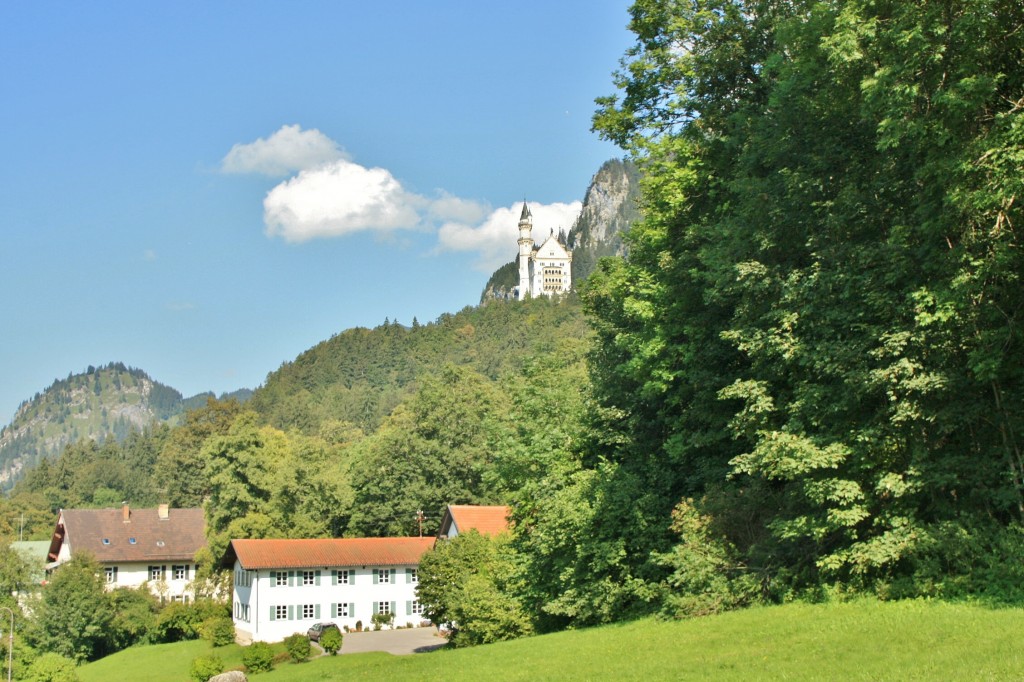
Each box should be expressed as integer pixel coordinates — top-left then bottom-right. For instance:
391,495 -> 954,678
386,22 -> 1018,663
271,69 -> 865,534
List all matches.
263,159 -> 422,242
437,201 -> 582,272
226,127 -> 583,271
221,124 -> 346,176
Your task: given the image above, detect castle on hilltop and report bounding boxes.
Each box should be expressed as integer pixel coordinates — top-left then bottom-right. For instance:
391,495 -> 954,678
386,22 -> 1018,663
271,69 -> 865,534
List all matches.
515,202 -> 572,300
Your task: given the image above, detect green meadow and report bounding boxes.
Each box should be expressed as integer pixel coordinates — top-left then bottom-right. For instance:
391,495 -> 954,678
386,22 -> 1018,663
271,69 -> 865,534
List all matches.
78,600 -> 1024,681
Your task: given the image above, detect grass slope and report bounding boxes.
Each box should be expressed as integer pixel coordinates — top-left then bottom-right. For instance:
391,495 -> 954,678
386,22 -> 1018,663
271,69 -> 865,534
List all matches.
78,600 -> 1024,681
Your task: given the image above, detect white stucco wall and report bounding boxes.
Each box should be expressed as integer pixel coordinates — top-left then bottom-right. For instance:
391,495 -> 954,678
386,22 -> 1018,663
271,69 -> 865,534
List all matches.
101,562 -> 196,600
232,562 -> 425,643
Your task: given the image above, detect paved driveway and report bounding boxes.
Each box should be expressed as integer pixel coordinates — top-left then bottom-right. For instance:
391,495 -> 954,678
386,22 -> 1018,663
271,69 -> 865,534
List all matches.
339,626 -> 447,655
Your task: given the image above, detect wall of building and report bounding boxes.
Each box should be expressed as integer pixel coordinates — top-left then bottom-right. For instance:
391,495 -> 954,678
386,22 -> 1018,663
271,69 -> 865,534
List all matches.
232,563 -> 425,643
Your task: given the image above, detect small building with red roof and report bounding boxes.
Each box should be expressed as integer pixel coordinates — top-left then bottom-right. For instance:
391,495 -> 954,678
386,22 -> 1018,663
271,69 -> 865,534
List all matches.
223,536 -> 434,643
437,504 -> 511,540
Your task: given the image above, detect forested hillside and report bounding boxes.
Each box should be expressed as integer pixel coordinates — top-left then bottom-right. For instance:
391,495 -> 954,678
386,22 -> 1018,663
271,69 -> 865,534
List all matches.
249,298 -> 588,435
0,364 -> 249,491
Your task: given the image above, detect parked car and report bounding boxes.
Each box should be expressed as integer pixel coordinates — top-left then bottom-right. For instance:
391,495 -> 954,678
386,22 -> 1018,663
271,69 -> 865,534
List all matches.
307,622 -> 341,642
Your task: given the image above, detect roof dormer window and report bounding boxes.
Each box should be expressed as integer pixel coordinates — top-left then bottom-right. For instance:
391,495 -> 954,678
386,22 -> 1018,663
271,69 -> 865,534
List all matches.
129,538 -> 137,544
102,538 -> 110,545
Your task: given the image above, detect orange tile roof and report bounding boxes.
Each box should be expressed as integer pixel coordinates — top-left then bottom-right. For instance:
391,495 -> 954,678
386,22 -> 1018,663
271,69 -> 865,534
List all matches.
447,505 -> 511,537
227,537 -> 435,570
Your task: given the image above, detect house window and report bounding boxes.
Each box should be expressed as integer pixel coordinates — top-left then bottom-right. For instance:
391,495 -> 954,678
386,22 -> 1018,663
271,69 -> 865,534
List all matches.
149,565 -> 163,582
334,569 -> 349,585
377,601 -> 391,615
376,569 -> 390,584
102,538 -> 110,545
172,565 -> 188,581
411,600 -> 424,615
275,571 -> 288,586
332,602 -> 350,618
275,605 -> 288,620
409,568 -> 418,584
302,604 -> 315,619
129,537 -> 137,544
302,570 -> 315,586
104,567 -> 118,584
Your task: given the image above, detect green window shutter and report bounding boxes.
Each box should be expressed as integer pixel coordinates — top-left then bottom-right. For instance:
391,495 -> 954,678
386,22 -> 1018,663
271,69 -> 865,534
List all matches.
315,570 -> 321,586
185,565 -> 190,580
350,570 -> 355,586
331,603 -> 337,618
390,568 -> 396,583
288,605 -> 294,621
391,601 -> 396,616
349,602 -> 355,618
372,602 -> 378,615
288,571 -> 295,587
331,570 -> 337,586
406,568 -> 412,583
315,604 -> 321,619
406,600 -> 412,616
270,606 -> 276,622
373,570 -> 378,585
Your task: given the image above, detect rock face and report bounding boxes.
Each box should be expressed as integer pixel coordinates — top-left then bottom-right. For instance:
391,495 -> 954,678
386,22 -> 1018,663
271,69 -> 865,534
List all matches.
480,158 -> 641,303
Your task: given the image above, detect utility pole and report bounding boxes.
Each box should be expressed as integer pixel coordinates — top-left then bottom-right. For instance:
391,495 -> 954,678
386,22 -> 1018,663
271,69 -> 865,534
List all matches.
416,510 -> 425,538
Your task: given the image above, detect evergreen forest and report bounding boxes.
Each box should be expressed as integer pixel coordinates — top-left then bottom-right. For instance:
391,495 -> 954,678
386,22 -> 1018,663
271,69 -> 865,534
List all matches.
1,0 -> 1024,666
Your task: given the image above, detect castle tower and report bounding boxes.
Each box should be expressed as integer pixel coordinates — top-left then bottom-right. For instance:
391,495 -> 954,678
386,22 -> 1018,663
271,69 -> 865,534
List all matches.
516,202 -> 533,300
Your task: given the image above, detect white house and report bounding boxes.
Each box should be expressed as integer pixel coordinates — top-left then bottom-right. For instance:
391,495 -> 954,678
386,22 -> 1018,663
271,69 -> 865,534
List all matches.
45,504 -> 205,602
224,537 -> 435,643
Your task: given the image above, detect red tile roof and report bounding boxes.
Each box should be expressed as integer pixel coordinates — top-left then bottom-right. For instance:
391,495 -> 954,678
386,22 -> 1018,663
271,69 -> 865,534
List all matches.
227,537 -> 435,570
49,507 -> 206,564
444,505 -> 511,537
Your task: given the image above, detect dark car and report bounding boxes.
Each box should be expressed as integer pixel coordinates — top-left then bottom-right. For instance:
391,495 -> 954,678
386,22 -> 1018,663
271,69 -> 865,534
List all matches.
307,622 -> 341,642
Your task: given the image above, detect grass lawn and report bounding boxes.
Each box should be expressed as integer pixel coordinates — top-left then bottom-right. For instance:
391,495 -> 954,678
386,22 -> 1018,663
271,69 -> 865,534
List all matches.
78,599 -> 1024,681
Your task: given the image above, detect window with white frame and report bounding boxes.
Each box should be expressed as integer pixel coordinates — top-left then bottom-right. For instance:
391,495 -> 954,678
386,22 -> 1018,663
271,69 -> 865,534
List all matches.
275,605 -> 288,620
149,565 -> 163,582
275,571 -> 288,586
302,570 -> 315,585
172,564 -> 188,581
378,601 -> 391,615
411,600 -> 424,615
377,569 -> 390,584
334,569 -> 349,585
104,566 -> 118,583
409,568 -> 418,583
302,604 -> 315,619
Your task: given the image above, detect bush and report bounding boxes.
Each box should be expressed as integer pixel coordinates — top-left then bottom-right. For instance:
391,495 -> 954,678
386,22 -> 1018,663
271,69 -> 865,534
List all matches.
189,654 -> 222,682
199,616 -> 235,646
320,627 -> 342,655
25,653 -> 79,682
155,600 -> 230,643
371,612 -> 394,631
283,632 -> 311,662
241,641 -> 274,673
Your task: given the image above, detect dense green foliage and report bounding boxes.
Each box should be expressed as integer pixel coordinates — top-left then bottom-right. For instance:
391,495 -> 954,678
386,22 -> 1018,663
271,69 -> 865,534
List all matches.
578,0 -> 1024,610
188,654 -> 223,682
249,298 -> 589,435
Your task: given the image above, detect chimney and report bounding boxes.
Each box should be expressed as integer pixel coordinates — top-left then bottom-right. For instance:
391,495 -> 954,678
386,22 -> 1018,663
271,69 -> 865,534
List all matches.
122,502 -> 130,524
158,504 -> 169,521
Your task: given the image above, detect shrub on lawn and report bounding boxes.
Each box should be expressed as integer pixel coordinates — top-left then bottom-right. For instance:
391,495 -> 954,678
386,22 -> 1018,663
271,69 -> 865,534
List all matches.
320,627 -> 342,655
200,616 -> 236,647
25,653 -> 80,682
241,641 -> 274,673
284,632 -> 311,662
189,654 -> 223,682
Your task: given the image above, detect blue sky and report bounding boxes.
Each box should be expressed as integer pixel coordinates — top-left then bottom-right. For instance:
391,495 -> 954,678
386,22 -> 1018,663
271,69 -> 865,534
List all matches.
0,2 -> 634,424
